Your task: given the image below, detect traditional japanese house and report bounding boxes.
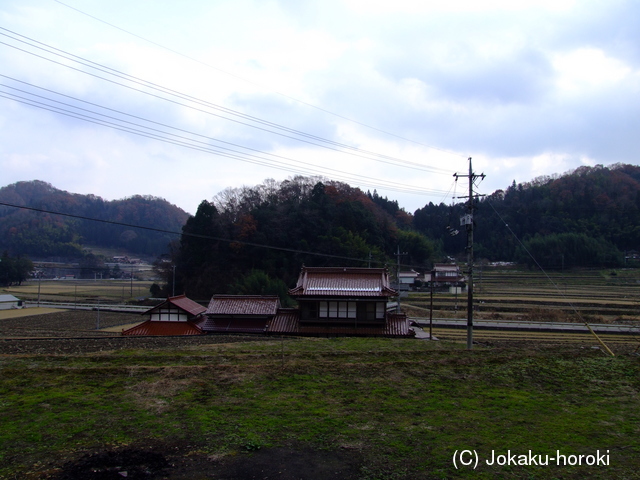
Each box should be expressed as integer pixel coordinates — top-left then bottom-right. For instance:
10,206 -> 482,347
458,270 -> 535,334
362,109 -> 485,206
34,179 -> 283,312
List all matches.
122,294 -> 206,336
276,266 -> 411,337
200,295 -> 281,334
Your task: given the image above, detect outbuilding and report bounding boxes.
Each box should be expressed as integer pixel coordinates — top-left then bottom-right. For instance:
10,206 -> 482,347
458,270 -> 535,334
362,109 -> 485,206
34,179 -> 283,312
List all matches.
0,294 -> 22,310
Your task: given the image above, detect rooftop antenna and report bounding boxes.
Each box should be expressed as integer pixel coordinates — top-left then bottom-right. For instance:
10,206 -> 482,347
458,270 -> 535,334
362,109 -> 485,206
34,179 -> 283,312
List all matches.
453,158 -> 485,350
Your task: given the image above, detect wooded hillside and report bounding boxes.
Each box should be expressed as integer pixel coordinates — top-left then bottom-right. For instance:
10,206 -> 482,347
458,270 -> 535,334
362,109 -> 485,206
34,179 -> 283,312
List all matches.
415,163 -> 639,268
0,180 -> 189,259
171,176 -> 433,299
172,165 -> 640,299
2,164 -> 639,297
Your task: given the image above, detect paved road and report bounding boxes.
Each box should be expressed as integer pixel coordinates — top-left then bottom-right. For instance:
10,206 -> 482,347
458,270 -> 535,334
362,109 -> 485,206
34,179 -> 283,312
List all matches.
412,317 -> 639,334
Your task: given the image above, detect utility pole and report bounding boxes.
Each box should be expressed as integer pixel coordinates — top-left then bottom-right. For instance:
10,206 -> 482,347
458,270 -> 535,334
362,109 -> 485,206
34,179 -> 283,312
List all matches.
454,157 -> 485,350
172,265 -> 176,297
395,245 -> 407,313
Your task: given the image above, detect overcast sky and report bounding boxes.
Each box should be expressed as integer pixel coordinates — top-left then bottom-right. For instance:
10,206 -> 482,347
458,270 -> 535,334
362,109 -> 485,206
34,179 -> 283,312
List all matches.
1,0 -> 638,215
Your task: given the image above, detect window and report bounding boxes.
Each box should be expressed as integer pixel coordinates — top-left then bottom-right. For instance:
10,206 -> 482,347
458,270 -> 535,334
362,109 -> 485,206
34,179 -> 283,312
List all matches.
318,301 -> 357,319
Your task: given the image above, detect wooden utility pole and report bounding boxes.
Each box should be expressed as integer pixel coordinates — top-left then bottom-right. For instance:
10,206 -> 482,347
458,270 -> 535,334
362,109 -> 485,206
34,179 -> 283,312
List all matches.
454,158 -> 484,350
395,246 -> 407,313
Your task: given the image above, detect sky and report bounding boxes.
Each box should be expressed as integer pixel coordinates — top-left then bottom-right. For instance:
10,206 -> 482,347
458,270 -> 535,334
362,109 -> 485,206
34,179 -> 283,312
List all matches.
1,0 -> 639,215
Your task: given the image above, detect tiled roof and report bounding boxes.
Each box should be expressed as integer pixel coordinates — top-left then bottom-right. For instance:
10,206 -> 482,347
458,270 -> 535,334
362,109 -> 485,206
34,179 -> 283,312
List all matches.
268,308 -> 414,337
143,295 -> 206,317
205,295 -> 280,316
200,317 -> 268,333
122,320 -> 203,336
289,267 -> 397,297
434,264 -> 459,272
268,309 -> 412,337
267,308 -> 300,333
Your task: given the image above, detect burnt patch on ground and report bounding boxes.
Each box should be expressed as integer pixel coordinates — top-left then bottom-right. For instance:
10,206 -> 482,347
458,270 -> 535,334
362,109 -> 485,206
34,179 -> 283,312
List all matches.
51,449 -> 169,479
45,445 -> 365,480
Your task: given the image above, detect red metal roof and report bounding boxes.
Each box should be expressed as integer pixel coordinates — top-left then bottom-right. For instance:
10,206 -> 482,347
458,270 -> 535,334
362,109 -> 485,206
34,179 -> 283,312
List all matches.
143,295 -> 206,317
206,295 -> 280,316
289,267 -> 397,298
122,319 -> 203,336
268,309 -> 412,337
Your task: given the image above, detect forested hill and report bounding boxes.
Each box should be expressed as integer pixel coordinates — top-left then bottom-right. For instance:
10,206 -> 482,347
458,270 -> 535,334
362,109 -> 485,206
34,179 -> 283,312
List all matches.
414,163 -> 640,268
173,177 -> 432,299
2,164 -> 638,291
165,165 -> 640,299
0,180 -> 189,259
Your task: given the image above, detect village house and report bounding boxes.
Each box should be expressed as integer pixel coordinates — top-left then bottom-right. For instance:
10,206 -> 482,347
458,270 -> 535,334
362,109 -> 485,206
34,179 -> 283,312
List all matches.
122,266 -> 413,338
122,294 -> 206,336
425,263 -> 466,293
275,266 -> 411,337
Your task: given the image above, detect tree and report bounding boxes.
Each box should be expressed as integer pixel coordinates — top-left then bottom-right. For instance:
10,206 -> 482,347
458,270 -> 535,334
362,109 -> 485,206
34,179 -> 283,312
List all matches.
0,252 -> 33,286
230,270 -> 295,306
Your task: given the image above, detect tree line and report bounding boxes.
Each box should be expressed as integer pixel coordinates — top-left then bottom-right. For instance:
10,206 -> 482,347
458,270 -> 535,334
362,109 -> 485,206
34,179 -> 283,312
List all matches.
164,165 -> 639,300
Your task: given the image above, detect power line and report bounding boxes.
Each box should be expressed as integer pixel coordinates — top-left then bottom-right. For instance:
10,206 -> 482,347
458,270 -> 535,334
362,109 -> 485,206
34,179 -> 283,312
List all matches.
0,200 -> 421,268
0,27 -> 454,175
51,0 -> 467,160
0,82 -> 451,196
482,195 -> 615,356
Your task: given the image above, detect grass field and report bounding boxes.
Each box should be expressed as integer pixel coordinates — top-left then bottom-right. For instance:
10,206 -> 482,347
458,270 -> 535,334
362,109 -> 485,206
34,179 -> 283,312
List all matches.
1,335 -> 639,479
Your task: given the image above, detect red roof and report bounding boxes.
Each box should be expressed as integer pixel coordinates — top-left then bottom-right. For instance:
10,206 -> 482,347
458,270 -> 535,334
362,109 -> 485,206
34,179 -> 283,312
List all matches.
143,295 -> 206,317
268,310 -> 412,337
122,319 -> 203,336
205,295 -> 281,316
289,267 -> 397,298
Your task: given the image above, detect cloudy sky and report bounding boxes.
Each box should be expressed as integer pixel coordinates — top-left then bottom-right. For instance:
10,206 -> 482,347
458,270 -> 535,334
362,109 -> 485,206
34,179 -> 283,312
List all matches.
1,0 -> 638,215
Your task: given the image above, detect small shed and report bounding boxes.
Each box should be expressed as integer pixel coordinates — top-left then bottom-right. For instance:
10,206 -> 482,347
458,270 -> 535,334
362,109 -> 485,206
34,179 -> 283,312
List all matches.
122,294 -> 206,336
0,294 -> 22,310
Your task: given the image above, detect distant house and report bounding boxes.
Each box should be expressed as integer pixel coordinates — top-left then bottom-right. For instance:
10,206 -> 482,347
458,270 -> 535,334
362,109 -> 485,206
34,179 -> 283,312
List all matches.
200,295 -> 281,334
424,263 -> 466,293
0,294 -> 22,310
122,294 -> 206,336
398,270 -> 420,291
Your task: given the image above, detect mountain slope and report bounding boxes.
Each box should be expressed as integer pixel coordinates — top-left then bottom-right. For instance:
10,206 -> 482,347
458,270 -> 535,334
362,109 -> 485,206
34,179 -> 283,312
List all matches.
0,180 -> 189,259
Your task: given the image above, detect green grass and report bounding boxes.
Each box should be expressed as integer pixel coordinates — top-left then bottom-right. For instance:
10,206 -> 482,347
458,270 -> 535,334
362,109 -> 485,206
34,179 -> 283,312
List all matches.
1,338 -> 639,479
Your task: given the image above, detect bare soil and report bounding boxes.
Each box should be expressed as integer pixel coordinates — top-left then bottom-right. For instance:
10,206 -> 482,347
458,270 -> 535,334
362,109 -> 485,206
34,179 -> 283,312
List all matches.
46,444 -> 365,480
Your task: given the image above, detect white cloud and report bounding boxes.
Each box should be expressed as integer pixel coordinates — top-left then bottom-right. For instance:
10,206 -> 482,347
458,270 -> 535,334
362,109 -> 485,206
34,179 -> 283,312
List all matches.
1,0 -> 639,216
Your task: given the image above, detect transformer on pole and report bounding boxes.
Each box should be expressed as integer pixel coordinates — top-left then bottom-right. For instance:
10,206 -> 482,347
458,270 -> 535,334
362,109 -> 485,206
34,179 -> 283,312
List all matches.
453,158 -> 485,350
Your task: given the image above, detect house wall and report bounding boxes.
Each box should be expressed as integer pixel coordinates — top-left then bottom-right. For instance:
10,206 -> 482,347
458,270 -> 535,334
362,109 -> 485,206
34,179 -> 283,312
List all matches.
300,300 -> 386,324
150,306 -> 190,322
0,301 -> 20,310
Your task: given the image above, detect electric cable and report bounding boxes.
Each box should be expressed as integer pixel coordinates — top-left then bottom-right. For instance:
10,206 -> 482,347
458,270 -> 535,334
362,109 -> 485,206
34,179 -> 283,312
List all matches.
482,194 -> 616,356
0,27 -> 455,175
0,85 -> 450,196
0,200 -> 424,269
51,0 -> 468,161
